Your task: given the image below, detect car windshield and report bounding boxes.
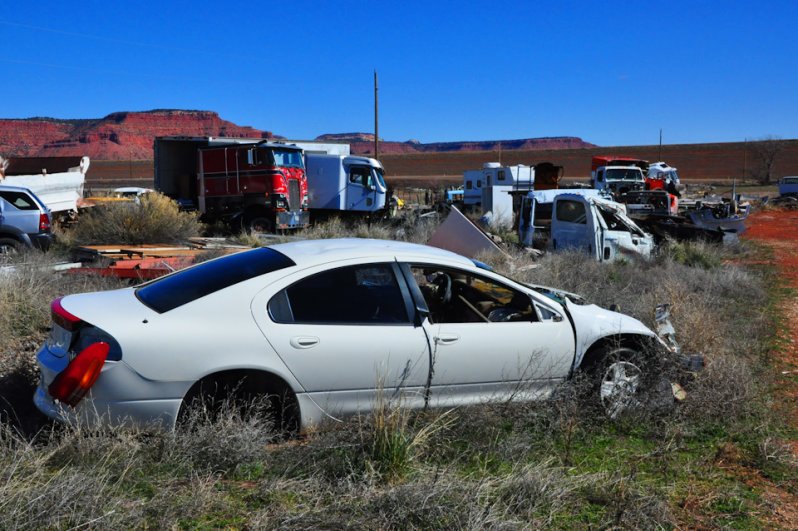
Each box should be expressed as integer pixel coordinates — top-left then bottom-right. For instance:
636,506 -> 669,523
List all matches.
136,248 -> 295,313
606,169 -> 644,182
783,177 -> 798,184
271,149 -> 305,168
373,167 -> 387,189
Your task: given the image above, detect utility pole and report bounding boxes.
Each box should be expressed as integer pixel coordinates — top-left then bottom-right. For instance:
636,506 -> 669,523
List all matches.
658,128 -> 662,161
374,70 -> 379,159
743,137 -> 748,180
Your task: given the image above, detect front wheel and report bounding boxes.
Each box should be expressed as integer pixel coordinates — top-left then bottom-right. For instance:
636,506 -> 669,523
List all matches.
597,348 -> 644,418
242,214 -> 274,234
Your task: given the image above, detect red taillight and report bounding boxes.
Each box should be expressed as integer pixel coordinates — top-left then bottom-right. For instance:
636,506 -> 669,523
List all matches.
39,212 -> 51,231
52,297 -> 83,332
48,342 -> 110,407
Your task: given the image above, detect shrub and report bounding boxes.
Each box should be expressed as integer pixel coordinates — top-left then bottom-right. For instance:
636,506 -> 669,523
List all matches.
171,396 -> 276,474
661,240 -> 723,269
367,399 -> 452,481
72,193 -> 202,245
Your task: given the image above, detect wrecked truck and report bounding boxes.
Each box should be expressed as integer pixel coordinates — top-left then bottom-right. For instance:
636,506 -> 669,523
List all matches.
518,189 -> 654,261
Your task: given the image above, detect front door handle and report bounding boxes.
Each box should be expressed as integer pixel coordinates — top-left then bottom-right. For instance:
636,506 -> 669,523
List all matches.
290,336 -> 320,349
434,334 -> 460,345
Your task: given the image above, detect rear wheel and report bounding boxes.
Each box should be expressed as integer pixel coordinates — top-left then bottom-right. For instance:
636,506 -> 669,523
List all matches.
0,237 -> 21,256
177,376 -> 298,436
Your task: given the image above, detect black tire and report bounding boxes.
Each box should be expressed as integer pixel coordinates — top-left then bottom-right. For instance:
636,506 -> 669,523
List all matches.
587,345 -> 674,419
242,214 -> 274,234
177,378 -> 298,436
593,347 -> 645,418
0,237 -> 21,256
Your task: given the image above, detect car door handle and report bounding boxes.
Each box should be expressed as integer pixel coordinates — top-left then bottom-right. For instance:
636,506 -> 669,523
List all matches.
434,334 -> 460,345
290,336 -> 319,349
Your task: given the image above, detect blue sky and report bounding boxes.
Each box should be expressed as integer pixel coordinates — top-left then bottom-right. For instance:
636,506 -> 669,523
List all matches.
1,1 -> 797,146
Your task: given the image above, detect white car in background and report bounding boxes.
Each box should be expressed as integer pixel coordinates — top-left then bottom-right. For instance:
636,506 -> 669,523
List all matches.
34,239 -> 664,431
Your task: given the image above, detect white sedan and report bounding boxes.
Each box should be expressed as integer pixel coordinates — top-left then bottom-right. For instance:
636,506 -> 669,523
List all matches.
34,238 -> 664,430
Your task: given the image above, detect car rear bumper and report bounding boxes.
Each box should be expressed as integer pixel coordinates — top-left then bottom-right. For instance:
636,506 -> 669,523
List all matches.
29,232 -> 53,251
33,384 -> 182,429
35,343 -> 185,429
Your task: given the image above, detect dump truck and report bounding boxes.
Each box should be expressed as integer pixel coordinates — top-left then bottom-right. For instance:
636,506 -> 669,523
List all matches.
304,154 -> 387,218
154,136 -> 309,232
0,155 -> 88,224
518,189 -> 654,261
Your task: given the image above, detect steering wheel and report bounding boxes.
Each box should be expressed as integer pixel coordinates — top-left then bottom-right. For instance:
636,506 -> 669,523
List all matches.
430,273 -> 452,306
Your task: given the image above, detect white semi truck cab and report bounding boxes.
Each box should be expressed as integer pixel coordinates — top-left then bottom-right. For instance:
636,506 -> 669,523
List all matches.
305,154 -> 387,214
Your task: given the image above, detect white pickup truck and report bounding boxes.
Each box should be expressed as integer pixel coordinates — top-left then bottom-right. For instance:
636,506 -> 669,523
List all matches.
518,189 -> 654,261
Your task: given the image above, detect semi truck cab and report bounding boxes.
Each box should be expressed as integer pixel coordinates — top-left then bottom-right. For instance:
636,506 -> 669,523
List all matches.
305,154 -> 387,214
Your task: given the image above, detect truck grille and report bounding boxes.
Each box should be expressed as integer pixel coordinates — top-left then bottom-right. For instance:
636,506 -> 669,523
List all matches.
287,180 -> 301,211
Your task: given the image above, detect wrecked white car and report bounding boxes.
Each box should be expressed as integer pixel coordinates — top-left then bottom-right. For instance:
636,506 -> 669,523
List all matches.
519,190 -> 654,261
35,239 -> 668,431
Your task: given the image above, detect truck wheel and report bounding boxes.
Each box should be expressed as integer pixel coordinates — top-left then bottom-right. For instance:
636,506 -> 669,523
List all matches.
0,237 -> 21,255
243,215 -> 274,234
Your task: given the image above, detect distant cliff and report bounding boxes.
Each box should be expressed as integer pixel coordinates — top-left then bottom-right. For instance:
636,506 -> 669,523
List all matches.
0,110 -> 594,160
315,132 -> 595,155
0,110 -> 272,160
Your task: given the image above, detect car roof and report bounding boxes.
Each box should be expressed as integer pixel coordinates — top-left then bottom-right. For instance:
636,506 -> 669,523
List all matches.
0,184 -> 35,194
0,184 -> 48,209
531,188 -> 602,203
268,238 -> 475,267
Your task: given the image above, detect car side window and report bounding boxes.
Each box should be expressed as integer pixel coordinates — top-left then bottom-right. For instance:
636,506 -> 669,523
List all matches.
0,191 -> 36,210
269,263 -> 410,325
409,265 -> 536,324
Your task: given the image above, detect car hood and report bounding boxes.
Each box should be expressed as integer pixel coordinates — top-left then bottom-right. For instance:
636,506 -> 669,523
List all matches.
565,298 -> 657,367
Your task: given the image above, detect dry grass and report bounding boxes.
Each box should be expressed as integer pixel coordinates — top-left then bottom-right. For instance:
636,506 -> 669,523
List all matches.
0,212 -> 783,528
70,192 -> 202,245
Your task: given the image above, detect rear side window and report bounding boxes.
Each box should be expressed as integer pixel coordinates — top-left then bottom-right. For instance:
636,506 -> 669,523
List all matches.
0,191 -> 37,210
137,248 -> 295,313
269,263 -> 410,325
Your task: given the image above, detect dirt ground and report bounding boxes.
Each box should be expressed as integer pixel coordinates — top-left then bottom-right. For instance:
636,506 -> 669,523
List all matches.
739,208 -> 798,525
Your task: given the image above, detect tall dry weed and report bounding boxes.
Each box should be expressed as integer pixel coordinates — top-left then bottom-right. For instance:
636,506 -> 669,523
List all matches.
72,192 -> 202,245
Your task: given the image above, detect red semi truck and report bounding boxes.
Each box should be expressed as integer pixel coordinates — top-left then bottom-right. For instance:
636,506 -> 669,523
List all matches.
154,136 -> 309,232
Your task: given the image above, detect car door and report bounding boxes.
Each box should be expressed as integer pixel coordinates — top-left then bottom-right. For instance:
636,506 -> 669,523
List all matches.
252,261 -> 430,418
0,190 -> 38,234
551,196 -> 602,259
403,264 -> 575,406
346,165 -> 377,211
